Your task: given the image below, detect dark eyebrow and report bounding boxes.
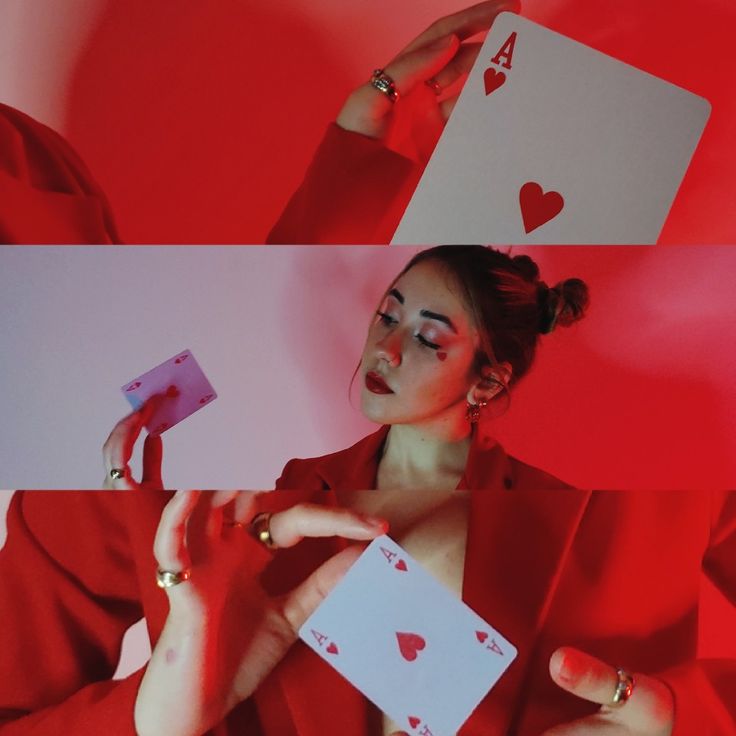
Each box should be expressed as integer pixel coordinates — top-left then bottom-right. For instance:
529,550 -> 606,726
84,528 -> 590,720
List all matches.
420,309 -> 457,333
387,288 -> 457,332
388,288 -> 404,304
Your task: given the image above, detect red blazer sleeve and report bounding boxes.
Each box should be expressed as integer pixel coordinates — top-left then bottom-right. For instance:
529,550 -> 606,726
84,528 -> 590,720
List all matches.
0,492 -> 144,735
266,123 -> 421,245
0,104 -> 120,244
657,491 -> 736,735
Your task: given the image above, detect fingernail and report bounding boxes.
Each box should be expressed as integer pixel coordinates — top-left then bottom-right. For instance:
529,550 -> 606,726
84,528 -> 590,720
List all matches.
556,650 -> 581,685
359,514 -> 389,532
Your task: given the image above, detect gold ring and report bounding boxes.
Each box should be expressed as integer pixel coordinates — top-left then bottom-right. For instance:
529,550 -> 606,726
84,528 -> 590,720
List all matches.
370,68 -> 399,103
607,668 -> 635,708
250,512 -> 277,549
425,77 -> 442,95
110,467 -> 127,480
156,568 -> 191,588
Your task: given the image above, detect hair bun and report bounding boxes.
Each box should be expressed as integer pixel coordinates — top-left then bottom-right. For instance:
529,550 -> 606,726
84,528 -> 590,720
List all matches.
510,254 -> 540,282
539,278 -> 589,334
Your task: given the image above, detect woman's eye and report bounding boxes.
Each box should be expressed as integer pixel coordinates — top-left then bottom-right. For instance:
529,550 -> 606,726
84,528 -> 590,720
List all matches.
376,310 -> 397,326
416,334 -> 441,350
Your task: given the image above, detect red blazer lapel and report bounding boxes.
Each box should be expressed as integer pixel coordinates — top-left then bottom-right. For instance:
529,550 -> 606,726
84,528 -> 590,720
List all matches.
460,489 -> 592,735
459,432 -> 512,489
315,425 -> 389,489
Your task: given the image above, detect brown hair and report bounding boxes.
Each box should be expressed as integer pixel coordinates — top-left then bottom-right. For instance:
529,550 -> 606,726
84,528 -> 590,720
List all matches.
395,245 -> 589,387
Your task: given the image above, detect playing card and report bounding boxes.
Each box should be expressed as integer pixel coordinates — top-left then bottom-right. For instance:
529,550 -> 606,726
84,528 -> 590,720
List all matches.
120,349 -> 217,435
391,12 -> 711,244
299,535 -> 517,736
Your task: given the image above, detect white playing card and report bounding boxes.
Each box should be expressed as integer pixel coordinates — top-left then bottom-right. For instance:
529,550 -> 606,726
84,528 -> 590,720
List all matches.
120,349 -> 217,435
391,12 -> 711,244
298,535 -> 517,736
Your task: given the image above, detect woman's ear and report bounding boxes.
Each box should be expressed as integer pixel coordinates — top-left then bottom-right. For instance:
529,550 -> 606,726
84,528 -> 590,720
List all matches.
466,362 -> 512,405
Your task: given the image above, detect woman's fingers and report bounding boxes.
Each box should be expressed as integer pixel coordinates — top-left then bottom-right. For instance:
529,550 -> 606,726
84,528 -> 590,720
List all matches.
549,647 -> 621,706
549,647 -> 674,734
384,34 -> 461,99
268,503 -> 388,548
433,41 -> 482,92
153,490 -> 201,573
141,434 -> 164,488
440,94 -> 460,121
401,0 -> 520,55
280,545 -> 365,633
102,394 -> 164,488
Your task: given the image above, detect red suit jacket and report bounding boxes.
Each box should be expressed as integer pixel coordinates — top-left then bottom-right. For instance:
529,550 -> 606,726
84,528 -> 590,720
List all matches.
0,106 -> 408,245
275,425 -> 571,490
0,104 -> 119,244
266,124 -> 419,245
0,490 -> 734,735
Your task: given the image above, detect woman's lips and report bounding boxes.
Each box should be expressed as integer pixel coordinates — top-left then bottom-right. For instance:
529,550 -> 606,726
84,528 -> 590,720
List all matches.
365,371 -> 394,395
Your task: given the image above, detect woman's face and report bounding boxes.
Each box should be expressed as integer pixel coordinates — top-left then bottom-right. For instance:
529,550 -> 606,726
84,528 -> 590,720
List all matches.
359,259 -> 484,429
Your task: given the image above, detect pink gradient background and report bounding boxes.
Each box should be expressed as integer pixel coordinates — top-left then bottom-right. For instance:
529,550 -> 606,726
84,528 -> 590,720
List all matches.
0,0 -> 734,243
1,245 -> 735,489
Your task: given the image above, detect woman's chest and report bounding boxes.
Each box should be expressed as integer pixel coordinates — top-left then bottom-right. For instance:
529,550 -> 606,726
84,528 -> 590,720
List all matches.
337,490 -> 470,595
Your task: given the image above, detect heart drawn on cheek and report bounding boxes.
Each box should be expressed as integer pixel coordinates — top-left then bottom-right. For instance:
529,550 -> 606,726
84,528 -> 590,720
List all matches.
436,351 -> 448,362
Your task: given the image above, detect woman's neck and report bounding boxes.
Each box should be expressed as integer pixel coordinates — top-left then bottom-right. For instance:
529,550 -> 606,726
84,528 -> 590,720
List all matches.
376,422 -> 473,490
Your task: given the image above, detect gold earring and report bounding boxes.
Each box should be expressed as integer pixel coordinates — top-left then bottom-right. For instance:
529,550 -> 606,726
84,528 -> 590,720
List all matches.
465,399 -> 489,423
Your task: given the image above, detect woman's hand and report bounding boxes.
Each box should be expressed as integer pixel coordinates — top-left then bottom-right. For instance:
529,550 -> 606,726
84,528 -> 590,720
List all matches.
336,0 -> 520,163
134,491 -> 389,736
389,644 -> 673,736
541,646 -> 674,735
102,395 -> 165,489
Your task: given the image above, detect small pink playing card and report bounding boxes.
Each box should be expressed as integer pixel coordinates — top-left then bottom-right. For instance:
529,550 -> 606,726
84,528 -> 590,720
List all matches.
120,349 -> 217,435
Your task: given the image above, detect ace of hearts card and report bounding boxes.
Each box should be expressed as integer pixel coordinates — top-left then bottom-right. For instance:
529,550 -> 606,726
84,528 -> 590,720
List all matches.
299,536 -> 517,736
391,12 -> 711,245
120,349 -> 217,436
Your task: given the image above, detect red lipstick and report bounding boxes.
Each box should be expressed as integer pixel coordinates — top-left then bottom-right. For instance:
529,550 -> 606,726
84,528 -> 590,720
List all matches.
365,371 -> 393,395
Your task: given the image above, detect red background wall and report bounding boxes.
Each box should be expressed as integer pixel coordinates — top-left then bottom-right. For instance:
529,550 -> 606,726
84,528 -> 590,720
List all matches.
1,0 -> 734,243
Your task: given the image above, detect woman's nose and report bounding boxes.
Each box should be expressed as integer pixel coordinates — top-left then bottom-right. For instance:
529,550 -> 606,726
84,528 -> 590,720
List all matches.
375,333 -> 401,367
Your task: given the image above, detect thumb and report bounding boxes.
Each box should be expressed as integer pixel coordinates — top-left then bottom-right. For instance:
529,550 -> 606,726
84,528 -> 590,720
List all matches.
281,545 -> 364,633
549,647 -> 674,732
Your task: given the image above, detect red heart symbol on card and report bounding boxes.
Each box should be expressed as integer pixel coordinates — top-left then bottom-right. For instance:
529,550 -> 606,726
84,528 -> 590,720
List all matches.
165,384 -> 180,398
174,354 -> 189,364
126,381 -> 141,392
519,182 -> 564,233
408,716 -> 421,729
476,630 -> 489,643
483,67 -> 506,95
396,632 -> 426,662
395,559 -> 408,572
199,394 -> 214,404
326,642 -> 338,655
